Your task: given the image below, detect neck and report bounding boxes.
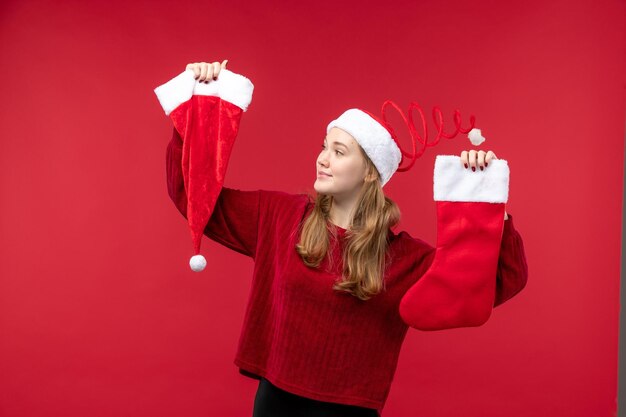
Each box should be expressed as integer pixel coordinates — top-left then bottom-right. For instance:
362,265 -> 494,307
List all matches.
329,193 -> 359,229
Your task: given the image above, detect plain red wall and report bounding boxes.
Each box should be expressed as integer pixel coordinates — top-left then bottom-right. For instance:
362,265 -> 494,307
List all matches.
1,0 -> 624,416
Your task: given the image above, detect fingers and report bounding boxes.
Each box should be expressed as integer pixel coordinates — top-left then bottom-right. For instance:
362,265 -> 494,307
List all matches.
459,150 -> 479,170
485,150 -> 497,165
459,150 -> 499,171
211,61 -> 221,79
199,63 -> 209,81
468,150 -> 478,171
185,62 -> 203,79
185,62 -> 199,77
185,60 -> 229,84
460,150 -> 468,168
477,150 -> 485,170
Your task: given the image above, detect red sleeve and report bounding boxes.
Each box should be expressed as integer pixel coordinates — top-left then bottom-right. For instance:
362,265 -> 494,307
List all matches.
166,127 -> 260,258
493,213 -> 529,307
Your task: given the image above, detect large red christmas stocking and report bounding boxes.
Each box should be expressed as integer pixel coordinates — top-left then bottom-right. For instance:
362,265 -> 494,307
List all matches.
399,155 -> 509,331
154,68 -> 254,272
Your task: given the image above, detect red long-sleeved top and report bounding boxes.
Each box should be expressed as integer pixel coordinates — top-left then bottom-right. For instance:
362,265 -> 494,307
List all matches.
165,127 -> 528,415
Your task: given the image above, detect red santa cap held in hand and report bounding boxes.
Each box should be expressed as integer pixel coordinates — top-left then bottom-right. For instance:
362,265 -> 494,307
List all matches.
154,67 -> 254,272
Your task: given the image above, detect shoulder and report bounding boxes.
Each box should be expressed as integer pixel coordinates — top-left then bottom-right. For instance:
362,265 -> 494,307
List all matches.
388,228 -> 435,259
258,189 -> 311,209
257,189 -> 313,221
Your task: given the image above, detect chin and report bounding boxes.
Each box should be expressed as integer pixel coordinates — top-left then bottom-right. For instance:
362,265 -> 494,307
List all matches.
314,181 -> 331,194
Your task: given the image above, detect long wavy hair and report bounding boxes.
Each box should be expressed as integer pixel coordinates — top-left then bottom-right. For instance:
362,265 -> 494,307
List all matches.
295,144 -> 401,301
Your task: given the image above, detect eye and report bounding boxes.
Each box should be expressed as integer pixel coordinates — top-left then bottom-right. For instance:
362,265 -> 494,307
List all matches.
321,143 -> 343,155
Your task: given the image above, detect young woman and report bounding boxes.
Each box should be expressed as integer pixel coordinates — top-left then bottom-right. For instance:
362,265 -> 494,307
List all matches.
164,61 -> 528,417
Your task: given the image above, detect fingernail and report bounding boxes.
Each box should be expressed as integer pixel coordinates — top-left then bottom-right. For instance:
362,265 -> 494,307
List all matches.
480,166 -> 484,171
485,162 -> 488,167
464,163 -> 468,169
472,167 -> 475,172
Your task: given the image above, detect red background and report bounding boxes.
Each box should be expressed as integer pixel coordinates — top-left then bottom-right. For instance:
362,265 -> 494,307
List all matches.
1,0 -> 624,416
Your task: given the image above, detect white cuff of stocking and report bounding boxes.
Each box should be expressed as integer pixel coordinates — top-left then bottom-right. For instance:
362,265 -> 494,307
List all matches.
153,68 -> 254,115
433,155 -> 509,203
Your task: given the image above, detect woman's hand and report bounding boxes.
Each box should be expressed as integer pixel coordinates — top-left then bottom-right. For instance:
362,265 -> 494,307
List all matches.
185,60 -> 228,83
460,149 -> 509,220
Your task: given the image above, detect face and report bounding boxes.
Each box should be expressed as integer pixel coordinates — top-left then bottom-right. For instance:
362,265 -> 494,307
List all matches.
314,127 -> 369,198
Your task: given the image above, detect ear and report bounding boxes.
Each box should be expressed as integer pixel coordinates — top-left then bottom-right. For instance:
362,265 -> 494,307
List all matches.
364,172 -> 377,182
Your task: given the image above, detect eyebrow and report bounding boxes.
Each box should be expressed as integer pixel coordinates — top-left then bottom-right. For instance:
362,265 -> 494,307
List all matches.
324,138 -> 348,149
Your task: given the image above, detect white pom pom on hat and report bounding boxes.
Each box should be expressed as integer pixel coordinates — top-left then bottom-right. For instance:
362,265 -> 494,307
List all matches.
326,100 -> 483,187
189,254 -> 207,272
468,128 -> 485,146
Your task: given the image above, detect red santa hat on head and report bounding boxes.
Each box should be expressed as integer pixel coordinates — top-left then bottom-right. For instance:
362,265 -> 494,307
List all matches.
326,101 -> 484,186
326,109 -> 402,187
154,67 -> 254,272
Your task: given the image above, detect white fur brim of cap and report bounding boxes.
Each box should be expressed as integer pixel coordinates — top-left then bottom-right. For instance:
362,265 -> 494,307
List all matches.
326,109 -> 401,187
153,68 -> 254,115
433,155 -> 509,202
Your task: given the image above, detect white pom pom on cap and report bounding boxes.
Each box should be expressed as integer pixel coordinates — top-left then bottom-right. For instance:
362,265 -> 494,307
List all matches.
189,254 -> 207,272
468,128 -> 486,146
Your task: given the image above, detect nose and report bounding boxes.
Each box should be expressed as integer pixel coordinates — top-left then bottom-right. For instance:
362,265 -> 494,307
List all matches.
318,152 -> 329,167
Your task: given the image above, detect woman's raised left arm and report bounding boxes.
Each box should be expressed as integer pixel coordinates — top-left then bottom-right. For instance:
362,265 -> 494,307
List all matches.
493,212 -> 528,307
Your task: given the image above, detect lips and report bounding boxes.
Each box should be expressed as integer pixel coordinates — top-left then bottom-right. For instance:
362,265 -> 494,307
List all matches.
318,172 -> 332,177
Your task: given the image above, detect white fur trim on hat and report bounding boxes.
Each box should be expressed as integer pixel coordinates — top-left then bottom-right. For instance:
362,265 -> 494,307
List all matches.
154,68 -> 254,115
326,109 -> 401,187
433,155 -> 509,202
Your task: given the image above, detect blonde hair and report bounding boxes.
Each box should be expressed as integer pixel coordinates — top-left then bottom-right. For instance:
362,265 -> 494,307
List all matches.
295,145 -> 401,301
